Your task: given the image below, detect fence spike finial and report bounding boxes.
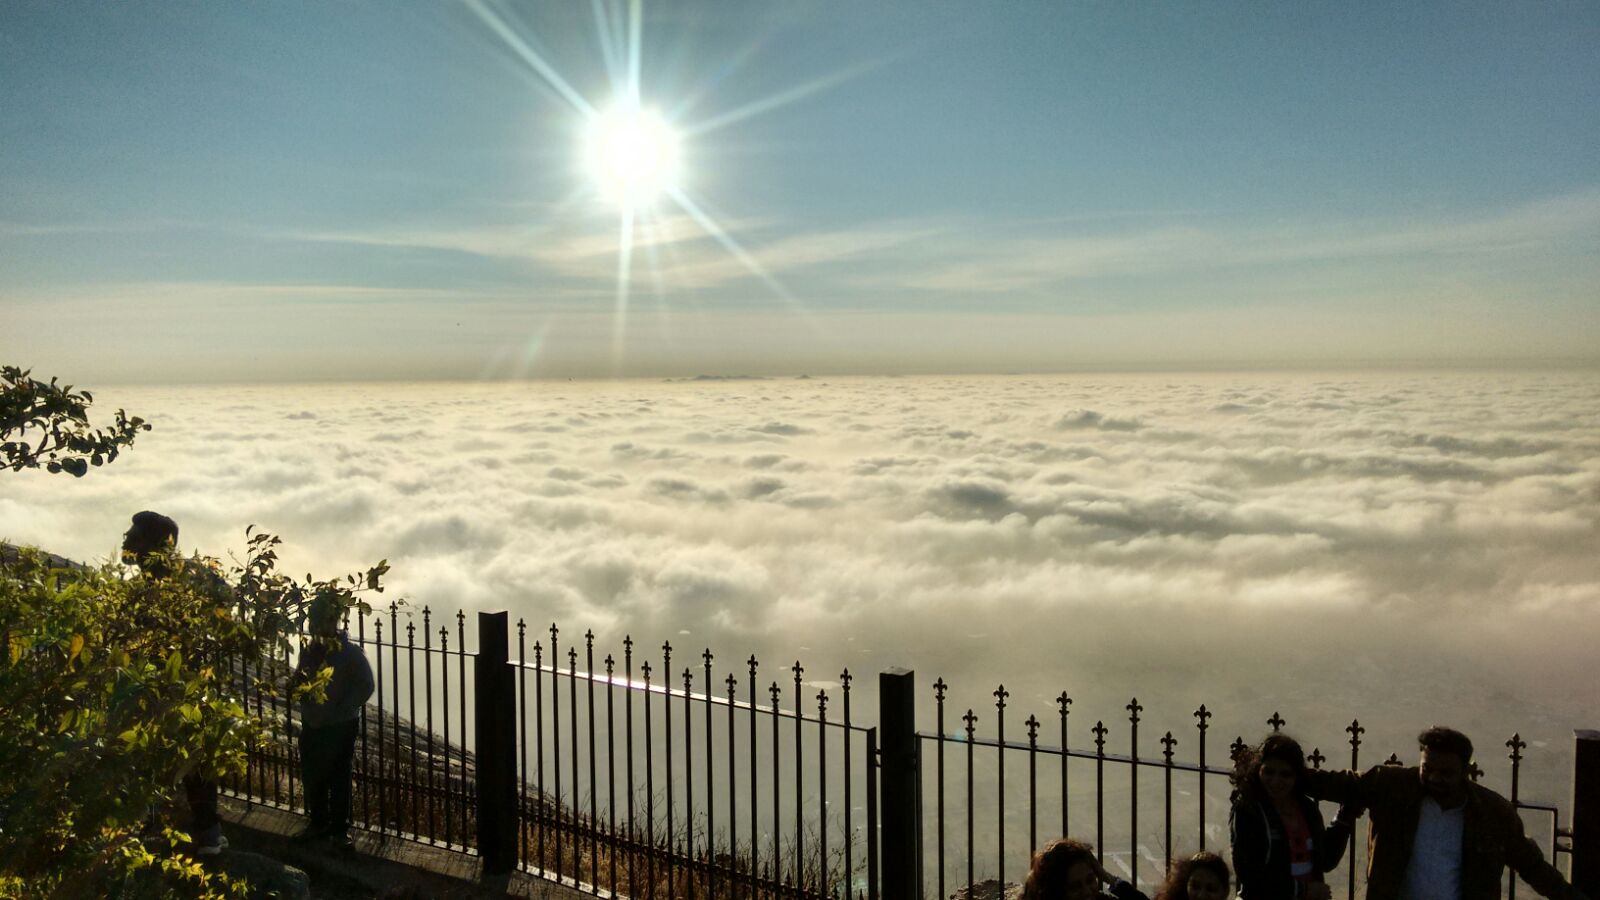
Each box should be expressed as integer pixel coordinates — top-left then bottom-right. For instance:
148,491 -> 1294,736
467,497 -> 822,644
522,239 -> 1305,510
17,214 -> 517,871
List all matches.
840,668 -> 852,689
995,685 -> 1009,710
1092,721 -> 1108,752
1507,733 -> 1527,762
1346,719 -> 1364,750
817,689 -> 828,713
1058,692 -> 1072,714
963,708 -> 978,738
725,672 -> 737,696
605,654 -> 614,675
1026,714 -> 1040,743
703,647 -> 714,668
1127,697 -> 1143,725
770,681 -> 782,705
1268,711 -> 1286,732
1161,731 -> 1177,761
747,654 -> 758,677
1194,705 -> 1211,730
934,677 -> 948,700
1231,736 -> 1249,761
1309,747 -> 1326,769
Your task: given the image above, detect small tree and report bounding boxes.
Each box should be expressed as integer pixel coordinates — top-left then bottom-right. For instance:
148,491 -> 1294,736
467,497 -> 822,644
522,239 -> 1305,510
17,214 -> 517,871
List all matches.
0,366 -> 389,898
1,365 -> 150,476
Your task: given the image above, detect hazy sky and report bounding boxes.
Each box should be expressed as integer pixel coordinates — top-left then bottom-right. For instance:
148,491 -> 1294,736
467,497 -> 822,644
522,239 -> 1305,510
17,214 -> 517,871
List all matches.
3,1 -> 1598,381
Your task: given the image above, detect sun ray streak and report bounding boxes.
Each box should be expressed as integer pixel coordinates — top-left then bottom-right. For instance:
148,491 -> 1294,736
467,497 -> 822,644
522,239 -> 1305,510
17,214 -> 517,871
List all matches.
668,188 -> 819,331
467,0 -> 596,118
627,0 -> 643,102
612,205 -> 636,373
590,0 -> 623,87
683,58 -> 887,138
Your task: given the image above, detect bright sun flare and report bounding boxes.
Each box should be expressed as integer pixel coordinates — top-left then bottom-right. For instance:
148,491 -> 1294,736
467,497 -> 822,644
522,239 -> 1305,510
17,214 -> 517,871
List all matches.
585,104 -> 681,207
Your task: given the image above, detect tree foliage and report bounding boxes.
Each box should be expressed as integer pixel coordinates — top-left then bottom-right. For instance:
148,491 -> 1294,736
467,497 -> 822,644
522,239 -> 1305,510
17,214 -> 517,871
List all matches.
1,365 -> 150,476
0,366 -> 391,898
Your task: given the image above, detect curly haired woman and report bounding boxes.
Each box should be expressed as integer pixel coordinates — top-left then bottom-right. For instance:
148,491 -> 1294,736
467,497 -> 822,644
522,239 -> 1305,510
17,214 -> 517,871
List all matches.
1229,734 -> 1353,900
1021,837 -> 1149,900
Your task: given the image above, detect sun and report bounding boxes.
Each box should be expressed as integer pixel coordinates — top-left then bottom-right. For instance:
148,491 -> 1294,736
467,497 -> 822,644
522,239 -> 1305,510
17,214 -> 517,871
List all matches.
585,103 -> 682,208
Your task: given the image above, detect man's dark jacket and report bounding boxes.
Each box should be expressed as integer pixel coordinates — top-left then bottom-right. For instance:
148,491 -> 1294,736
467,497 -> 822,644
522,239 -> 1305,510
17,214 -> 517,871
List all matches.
1301,764 -> 1582,900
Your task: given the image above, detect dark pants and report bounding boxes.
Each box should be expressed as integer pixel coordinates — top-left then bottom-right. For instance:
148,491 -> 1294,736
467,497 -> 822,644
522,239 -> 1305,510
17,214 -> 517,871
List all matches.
183,773 -> 219,838
301,718 -> 359,833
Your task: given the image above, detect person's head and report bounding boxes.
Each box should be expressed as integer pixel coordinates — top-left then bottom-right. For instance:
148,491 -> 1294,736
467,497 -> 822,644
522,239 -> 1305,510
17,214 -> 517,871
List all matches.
307,591 -> 343,640
1417,726 -> 1472,805
1158,845 -> 1228,896
1021,838 -> 1102,900
1155,852 -> 1231,900
121,510 -> 179,575
1232,733 -> 1307,804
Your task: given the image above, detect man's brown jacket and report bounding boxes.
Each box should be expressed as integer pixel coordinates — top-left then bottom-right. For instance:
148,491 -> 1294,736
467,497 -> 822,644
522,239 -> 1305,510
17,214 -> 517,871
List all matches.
1301,764 -> 1582,900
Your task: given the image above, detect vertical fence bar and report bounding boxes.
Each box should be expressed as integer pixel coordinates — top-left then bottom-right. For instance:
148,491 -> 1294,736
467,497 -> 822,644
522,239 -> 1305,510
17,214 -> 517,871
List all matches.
704,651 -> 716,900
552,626 -> 563,874
1059,694 -> 1072,839
1128,699 -> 1141,887
684,667 -> 695,900
441,627 -> 452,847
456,611 -> 467,846
1195,706 -> 1210,851
1347,720 -> 1363,900
389,604 -> 400,831
964,709 -> 976,899
284,641 -> 295,810
534,639 -> 544,869
645,661 -> 656,900
475,611 -> 516,875
588,633 -> 599,891
1162,732 -> 1176,867
770,680 -> 782,896
934,678 -> 947,900
358,608 -> 370,829
516,621 -> 526,866
818,689 -> 829,898
375,618 -> 386,832
426,609 -> 437,844
842,671 -> 854,900
569,647 -> 580,880
725,673 -> 739,897
663,643 -> 675,900
748,656 -> 760,895
1026,716 -> 1039,857
1509,733 -> 1526,899
1093,721 -> 1107,864
996,686 -> 1008,890
607,653 -> 618,894
793,662 -> 805,890
626,638 -> 636,898
867,725 -> 880,900
407,620 -> 418,835
879,669 -> 917,900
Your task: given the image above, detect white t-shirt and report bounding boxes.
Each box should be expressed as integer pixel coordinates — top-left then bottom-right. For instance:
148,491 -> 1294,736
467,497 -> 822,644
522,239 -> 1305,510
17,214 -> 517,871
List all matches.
1402,796 -> 1464,900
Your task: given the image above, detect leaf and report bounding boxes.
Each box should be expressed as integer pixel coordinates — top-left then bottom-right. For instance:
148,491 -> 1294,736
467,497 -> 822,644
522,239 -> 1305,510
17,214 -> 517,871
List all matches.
178,704 -> 201,723
68,633 -> 84,664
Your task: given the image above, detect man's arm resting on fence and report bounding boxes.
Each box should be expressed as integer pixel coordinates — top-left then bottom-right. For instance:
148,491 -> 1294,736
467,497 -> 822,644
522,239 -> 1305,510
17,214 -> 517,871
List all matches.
1504,811 -> 1587,900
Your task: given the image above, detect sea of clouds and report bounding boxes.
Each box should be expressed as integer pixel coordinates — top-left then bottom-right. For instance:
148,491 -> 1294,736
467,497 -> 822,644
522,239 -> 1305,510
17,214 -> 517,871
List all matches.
4,371 -> 1597,800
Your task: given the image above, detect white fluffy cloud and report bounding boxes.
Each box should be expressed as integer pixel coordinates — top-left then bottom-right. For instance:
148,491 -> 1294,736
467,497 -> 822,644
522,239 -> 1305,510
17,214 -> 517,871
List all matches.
3,373 -> 1597,796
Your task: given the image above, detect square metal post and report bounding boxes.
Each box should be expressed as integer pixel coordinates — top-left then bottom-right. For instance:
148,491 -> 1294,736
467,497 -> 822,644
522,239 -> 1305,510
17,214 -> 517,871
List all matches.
476,611 -> 518,875
1574,730 -> 1599,894
880,668 -> 920,900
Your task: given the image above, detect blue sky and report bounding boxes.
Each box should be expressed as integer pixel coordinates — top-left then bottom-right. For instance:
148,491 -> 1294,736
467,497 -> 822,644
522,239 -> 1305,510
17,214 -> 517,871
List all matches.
2,1 -> 1597,380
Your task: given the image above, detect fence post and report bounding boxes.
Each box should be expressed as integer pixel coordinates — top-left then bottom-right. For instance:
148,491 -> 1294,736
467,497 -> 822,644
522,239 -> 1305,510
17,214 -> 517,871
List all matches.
880,668 -> 920,900
475,611 -> 517,875
1574,730 -> 1599,894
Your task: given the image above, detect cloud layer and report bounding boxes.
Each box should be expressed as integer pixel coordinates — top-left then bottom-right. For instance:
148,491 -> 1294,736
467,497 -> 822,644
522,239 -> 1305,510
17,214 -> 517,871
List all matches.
3,372 -> 1597,794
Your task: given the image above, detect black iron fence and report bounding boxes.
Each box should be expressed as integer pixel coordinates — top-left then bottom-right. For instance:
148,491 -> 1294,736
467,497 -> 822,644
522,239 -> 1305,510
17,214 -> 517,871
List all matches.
907,674 -> 1582,898
224,608 -> 1600,900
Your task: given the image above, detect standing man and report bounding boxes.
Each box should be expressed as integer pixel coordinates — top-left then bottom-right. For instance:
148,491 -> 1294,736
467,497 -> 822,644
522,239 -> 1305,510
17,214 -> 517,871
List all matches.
291,593 -> 373,850
1301,726 -> 1585,900
121,510 -> 226,857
